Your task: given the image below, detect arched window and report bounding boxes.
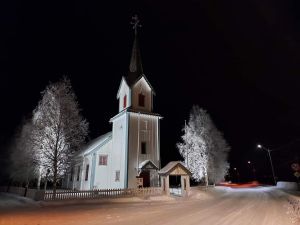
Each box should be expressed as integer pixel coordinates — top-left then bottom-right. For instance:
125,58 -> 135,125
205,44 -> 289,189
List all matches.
138,93 -> 145,107
123,95 -> 127,109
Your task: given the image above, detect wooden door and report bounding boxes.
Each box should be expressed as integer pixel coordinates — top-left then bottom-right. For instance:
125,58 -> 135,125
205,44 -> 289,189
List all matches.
140,170 -> 150,187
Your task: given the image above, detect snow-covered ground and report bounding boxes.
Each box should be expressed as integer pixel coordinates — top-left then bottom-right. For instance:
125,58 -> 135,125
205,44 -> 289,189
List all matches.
0,186 -> 297,225
0,193 -> 40,209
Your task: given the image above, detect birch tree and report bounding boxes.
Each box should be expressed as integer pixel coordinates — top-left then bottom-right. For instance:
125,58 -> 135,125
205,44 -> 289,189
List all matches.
177,105 -> 230,185
177,106 -> 209,184
33,77 -> 88,196
9,119 -> 38,187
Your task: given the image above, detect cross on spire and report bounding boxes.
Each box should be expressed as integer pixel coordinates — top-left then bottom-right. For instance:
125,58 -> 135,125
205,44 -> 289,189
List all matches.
131,15 -> 142,35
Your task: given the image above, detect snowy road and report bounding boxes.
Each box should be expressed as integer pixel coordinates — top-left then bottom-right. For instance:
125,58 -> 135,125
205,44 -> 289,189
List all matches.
0,186 -> 294,225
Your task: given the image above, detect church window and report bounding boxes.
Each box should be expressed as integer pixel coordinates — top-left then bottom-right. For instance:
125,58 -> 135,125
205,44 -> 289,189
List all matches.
141,142 -> 147,154
99,155 -> 108,166
123,95 -> 127,108
115,170 -> 120,182
70,167 -> 74,181
85,164 -> 89,181
138,93 -> 145,107
76,166 -> 80,181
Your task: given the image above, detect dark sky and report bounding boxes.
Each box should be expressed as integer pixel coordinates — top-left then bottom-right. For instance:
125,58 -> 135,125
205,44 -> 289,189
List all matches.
1,0 -> 300,182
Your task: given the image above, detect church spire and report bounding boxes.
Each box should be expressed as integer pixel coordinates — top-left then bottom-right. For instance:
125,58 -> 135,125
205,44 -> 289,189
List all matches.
128,15 -> 143,85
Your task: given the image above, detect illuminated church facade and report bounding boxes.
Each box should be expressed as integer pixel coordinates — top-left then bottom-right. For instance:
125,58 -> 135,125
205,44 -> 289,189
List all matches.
64,17 -> 162,190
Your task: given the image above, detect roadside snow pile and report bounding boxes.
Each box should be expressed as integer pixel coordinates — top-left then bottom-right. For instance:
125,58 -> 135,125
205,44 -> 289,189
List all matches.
286,195 -> 300,224
277,181 -> 299,191
0,193 -> 40,209
189,187 -> 216,200
148,195 -> 175,201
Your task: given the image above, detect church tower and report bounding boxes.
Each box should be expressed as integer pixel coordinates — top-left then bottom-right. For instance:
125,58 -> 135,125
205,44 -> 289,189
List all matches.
110,15 -> 162,188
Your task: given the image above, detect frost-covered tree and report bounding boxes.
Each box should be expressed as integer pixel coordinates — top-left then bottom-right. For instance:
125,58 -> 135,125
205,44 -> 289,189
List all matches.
33,77 -> 88,196
9,119 -> 39,187
177,106 -> 209,184
177,105 -> 230,185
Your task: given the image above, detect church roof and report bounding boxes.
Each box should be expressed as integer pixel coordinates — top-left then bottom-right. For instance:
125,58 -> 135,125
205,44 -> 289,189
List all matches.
76,132 -> 112,157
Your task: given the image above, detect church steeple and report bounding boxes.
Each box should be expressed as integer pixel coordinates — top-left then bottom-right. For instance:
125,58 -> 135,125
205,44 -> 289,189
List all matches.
127,15 -> 143,85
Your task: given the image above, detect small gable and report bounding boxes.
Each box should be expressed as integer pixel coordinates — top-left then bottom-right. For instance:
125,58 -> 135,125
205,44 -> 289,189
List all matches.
158,161 -> 192,176
139,160 -> 158,170
116,77 -> 130,99
116,77 -> 131,112
169,166 -> 187,176
132,75 -> 155,95
131,75 -> 155,112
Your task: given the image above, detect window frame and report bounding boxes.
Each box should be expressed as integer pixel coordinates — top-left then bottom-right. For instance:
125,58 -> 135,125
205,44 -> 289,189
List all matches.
141,141 -> 147,154
70,167 -> 74,181
138,93 -> 145,107
85,164 -> 89,181
123,95 -> 127,109
99,155 -> 108,166
76,166 -> 80,181
115,170 -> 120,182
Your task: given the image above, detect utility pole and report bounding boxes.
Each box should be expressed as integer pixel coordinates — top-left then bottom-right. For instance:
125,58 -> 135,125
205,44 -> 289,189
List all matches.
257,144 -> 276,185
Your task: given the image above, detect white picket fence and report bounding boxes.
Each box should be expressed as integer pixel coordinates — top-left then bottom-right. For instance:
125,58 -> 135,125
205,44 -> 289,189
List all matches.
170,187 -> 182,196
44,187 -> 162,201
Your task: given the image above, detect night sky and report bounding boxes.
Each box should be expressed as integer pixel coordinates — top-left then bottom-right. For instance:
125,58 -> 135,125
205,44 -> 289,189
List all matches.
1,0 -> 300,183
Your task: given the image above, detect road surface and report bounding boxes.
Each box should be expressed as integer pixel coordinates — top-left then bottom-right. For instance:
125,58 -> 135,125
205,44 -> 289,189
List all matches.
0,186 -> 294,225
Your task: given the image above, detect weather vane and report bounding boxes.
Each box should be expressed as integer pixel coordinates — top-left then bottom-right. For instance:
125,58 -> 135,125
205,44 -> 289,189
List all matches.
131,15 -> 142,35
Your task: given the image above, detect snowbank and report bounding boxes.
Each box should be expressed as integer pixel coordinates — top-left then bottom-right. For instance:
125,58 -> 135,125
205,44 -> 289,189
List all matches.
286,193 -> 300,223
0,193 -> 40,209
277,181 -> 299,191
40,194 -> 175,207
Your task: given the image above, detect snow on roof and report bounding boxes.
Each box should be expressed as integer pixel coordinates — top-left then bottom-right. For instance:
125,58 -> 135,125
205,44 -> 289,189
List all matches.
76,131 -> 112,157
158,161 -> 192,176
127,108 -> 162,118
139,160 -> 158,170
109,107 -> 163,123
128,74 -> 156,95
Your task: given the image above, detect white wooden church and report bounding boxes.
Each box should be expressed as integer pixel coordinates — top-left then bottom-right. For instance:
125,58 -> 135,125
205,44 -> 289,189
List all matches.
63,17 -> 162,190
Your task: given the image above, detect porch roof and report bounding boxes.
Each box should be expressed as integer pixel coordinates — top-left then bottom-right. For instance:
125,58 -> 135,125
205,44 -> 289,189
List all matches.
139,160 -> 159,170
158,161 -> 192,176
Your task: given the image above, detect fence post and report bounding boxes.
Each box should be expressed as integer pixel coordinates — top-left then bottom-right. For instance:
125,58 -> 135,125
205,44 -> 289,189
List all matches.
34,190 -> 45,201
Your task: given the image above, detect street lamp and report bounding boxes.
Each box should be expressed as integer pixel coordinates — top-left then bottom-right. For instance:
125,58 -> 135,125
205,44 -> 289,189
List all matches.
257,144 -> 277,185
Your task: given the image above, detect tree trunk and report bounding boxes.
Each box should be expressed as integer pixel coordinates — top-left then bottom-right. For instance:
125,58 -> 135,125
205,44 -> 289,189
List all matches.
204,168 -> 208,187
52,145 -> 58,200
37,170 -> 41,190
6,179 -> 12,192
53,161 -> 57,200
24,180 -> 29,197
44,177 -> 47,191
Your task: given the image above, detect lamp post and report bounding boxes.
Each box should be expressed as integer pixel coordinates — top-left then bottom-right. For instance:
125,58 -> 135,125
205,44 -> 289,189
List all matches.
257,144 -> 276,185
